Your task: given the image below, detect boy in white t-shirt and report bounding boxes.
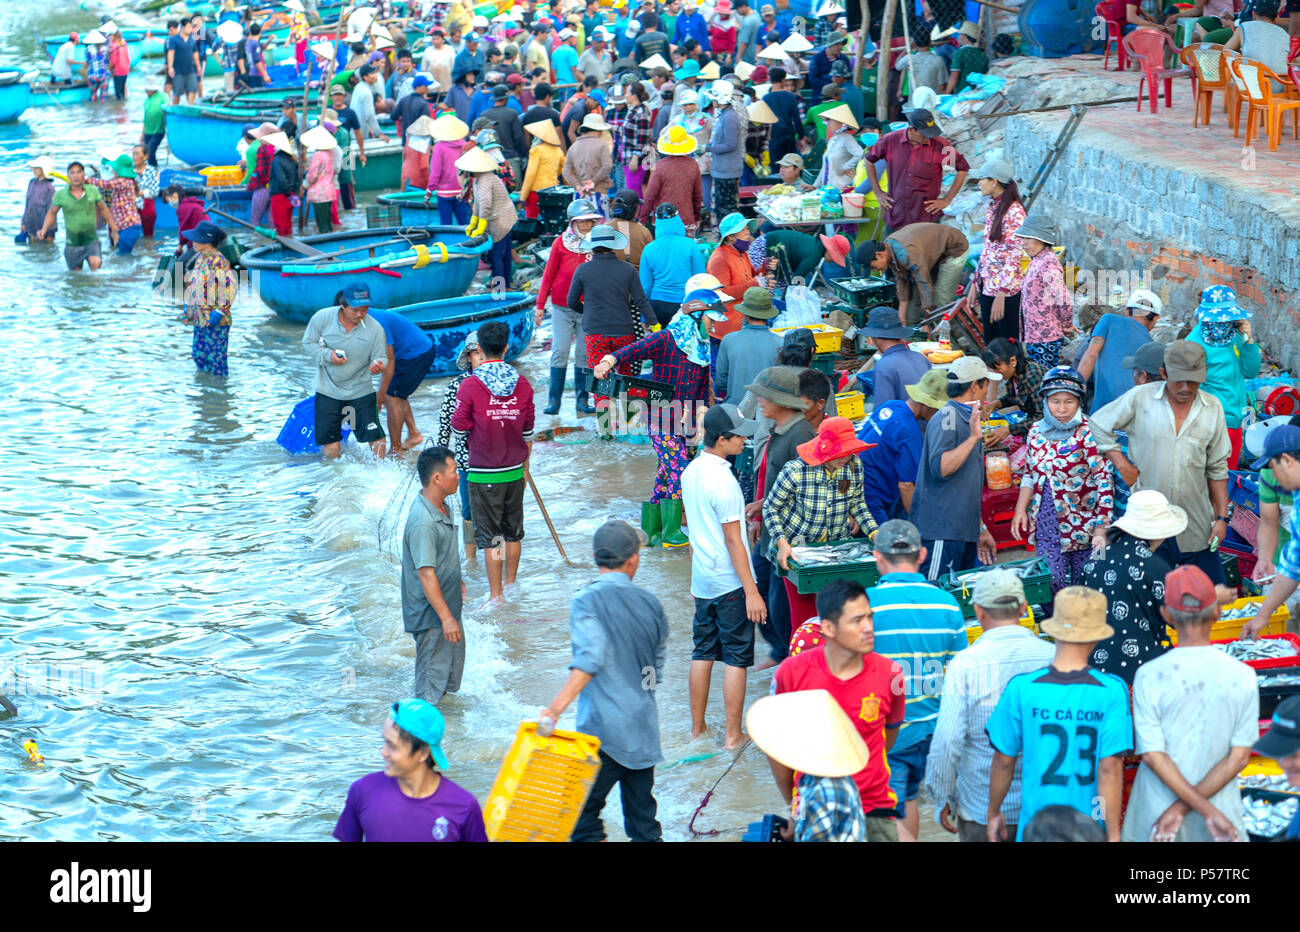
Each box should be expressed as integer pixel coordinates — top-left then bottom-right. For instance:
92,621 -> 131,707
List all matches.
681,404 -> 766,749
1122,565 -> 1259,842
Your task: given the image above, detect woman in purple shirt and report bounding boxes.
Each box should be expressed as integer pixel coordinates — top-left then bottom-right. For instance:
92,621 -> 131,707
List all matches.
334,699 -> 488,842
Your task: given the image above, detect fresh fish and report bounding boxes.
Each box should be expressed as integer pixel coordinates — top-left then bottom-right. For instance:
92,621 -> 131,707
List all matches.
790,541 -> 876,566
1257,670 -> 1300,688
1216,639 -> 1298,661
1240,773 -> 1299,794
1241,795 -> 1298,837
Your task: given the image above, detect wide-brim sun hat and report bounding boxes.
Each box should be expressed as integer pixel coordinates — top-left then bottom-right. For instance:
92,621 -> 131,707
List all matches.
859,306 -> 913,339
782,32 -> 814,53
657,124 -> 697,155
580,223 -> 629,252
674,61 -> 701,80
1112,489 -> 1189,541
455,147 -> 498,173
251,121 -> 280,139
1040,586 -> 1114,644
717,211 -> 752,238
525,119 -> 561,146
109,153 -> 136,179
1196,284 -> 1250,323
28,155 -> 54,175
819,233 -> 852,267
456,330 -> 481,371
431,114 -> 470,141
1013,213 -> 1060,245
580,113 -> 612,132
301,124 -> 340,150
747,99 -> 777,124
820,103 -> 858,130
746,366 -> 808,410
746,690 -> 869,778
798,416 -> 875,464
905,368 -> 949,410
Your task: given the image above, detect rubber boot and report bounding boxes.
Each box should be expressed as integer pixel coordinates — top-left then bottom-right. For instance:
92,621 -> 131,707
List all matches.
659,498 -> 689,548
640,502 -> 663,548
543,366 -> 565,415
575,368 -> 597,415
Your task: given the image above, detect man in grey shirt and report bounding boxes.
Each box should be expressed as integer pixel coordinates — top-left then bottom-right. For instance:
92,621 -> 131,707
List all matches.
302,282 -> 390,458
540,520 -> 669,842
577,28 -> 613,84
402,447 -> 465,705
909,357 -> 999,580
735,0 -> 761,64
715,288 -> 781,406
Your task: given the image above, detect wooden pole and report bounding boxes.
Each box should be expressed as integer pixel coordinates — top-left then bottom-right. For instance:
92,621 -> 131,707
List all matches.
527,473 -> 577,568
297,70 -> 311,234
876,0 -> 896,122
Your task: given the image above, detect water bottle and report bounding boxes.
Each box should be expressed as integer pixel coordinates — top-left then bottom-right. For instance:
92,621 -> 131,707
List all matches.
937,315 -> 951,350
537,715 -> 556,738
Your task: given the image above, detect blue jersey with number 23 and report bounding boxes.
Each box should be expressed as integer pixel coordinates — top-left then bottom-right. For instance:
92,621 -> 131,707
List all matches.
986,665 -> 1133,840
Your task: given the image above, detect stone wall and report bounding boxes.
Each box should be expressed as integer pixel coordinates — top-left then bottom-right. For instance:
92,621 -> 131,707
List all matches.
1005,113 -> 1300,375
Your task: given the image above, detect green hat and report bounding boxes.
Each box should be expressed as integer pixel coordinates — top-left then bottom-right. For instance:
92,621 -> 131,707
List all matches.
389,698 -> 451,768
904,367 -> 948,410
738,286 -> 776,319
109,153 -> 136,179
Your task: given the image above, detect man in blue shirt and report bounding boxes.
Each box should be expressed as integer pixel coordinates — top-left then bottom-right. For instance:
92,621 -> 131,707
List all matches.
1251,696 -> 1300,841
735,0 -> 762,63
452,32 -> 485,82
860,306 -> 930,406
807,32 -> 850,105
552,29 -> 581,85
857,368 -> 947,525
986,586 -> 1134,842
367,308 -> 437,452
715,288 -> 781,405
867,519 -> 967,840
1074,289 -> 1161,413
540,520 -> 670,842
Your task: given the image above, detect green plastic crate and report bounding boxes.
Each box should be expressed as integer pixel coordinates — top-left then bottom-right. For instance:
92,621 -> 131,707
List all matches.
1221,551 -> 1241,590
945,558 -> 1053,619
780,540 -> 879,594
810,351 -> 838,377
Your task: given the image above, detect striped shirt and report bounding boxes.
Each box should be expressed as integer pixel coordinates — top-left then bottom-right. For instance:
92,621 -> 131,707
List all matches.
923,624 -> 1054,826
866,572 -> 967,751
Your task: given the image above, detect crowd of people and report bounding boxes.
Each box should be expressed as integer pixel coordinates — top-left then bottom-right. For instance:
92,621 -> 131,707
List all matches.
25,0 -> 1300,845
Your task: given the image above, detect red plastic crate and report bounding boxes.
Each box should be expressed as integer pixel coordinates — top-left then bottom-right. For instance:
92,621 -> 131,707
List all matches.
1212,632 -> 1300,670
982,486 -> 1034,553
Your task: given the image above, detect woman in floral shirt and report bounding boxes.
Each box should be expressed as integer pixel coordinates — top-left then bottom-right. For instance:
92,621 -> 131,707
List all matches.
1010,366 -> 1112,592
966,158 -> 1025,343
1013,214 -> 1075,368
437,331 -> 484,560
181,222 -> 239,377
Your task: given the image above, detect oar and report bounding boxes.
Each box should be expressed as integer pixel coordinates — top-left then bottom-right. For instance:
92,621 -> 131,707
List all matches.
376,234 -> 491,269
527,472 -> 577,568
208,207 -> 325,257
282,231 -> 437,264
0,693 -> 16,717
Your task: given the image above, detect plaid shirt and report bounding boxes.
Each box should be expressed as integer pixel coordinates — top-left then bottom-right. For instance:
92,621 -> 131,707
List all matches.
763,455 -> 876,559
426,1 -> 449,28
620,104 -> 653,162
1002,358 -> 1045,437
87,177 -> 140,229
612,330 -> 712,436
249,142 -> 276,190
811,18 -> 835,47
794,774 -> 867,842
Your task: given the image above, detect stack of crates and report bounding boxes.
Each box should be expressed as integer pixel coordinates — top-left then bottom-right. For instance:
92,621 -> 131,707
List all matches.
537,185 -> 576,236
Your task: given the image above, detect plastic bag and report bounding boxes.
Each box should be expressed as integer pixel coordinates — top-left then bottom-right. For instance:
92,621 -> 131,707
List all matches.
771,285 -> 822,329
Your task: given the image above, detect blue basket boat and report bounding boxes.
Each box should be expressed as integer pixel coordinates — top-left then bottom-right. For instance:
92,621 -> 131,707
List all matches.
239,226 -> 493,324
163,101 -> 262,167
393,293 -> 536,378
0,71 -> 32,122
27,80 -> 93,108
42,32 -> 145,68
376,190 -> 441,227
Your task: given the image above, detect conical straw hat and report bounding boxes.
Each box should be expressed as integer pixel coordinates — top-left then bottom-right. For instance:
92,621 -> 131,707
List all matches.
455,147 -> 498,173
300,125 -> 339,150
639,53 -> 671,70
261,130 -> 296,156
782,32 -> 813,53
525,119 -> 561,146
746,690 -> 869,778
431,114 -> 469,141
821,102 -> 858,129
746,98 -> 777,124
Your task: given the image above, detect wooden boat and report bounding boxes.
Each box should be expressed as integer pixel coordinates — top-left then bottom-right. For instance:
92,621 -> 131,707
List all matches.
238,226 -> 493,323
26,80 -> 93,108
394,293 -> 536,378
42,32 -> 146,68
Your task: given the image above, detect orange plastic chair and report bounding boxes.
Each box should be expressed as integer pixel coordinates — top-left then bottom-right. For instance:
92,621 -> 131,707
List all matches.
1095,2 -> 1130,72
1230,57 -> 1300,150
1180,43 -> 1231,126
1123,28 -> 1194,112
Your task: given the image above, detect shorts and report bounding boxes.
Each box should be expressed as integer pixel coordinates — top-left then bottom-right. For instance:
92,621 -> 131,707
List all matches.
691,587 -> 755,667
172,71 -> 199,95
387,344 -> 437,399
64,240 -> 101,270
886,734 -> 931,816
314,392 -> 385,446
469,476 -> 525,548
864,813 -> 900,843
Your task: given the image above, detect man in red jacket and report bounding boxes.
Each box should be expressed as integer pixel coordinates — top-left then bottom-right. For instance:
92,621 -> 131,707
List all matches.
450,320 -> 535,602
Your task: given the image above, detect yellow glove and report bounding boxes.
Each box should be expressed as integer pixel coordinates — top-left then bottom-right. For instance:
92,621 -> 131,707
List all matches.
761,152 -> 770,171
649,323 -> 662,332
474,217 -> 488,237
464,215 -> 479,236
744,154 -> 756,170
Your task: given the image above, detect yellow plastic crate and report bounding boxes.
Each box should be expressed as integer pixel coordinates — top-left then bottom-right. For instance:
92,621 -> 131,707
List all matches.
200,165 -> 243,187
1242,756 -> 1284,777
485,722 -> 602,842
835,390 -> 865,420
772,323 -> 843,354
1166,597 -> 1288,645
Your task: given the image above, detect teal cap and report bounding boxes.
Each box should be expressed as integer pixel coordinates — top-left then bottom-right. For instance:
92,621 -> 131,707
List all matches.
390,698 -> 450,768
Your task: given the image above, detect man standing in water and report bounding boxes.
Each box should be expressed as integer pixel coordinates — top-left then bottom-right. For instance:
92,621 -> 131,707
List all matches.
302,282 -> 389,459
403,447 -> 466,705
540,520 -> 669,842
38,161 -> 117,272
450,321 -> 534,602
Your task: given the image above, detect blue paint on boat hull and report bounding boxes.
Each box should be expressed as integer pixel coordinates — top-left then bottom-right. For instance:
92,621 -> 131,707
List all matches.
0,80 -> 32,122
393,293 -> 537,378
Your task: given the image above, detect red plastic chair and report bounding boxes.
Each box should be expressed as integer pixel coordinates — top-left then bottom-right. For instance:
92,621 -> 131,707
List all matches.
1123,28 -> 1193,111
1095,2 -> 1129,71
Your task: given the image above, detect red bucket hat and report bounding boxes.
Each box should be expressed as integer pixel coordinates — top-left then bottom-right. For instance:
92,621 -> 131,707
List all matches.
797,416 -> 874,466
819,233 -> 852,267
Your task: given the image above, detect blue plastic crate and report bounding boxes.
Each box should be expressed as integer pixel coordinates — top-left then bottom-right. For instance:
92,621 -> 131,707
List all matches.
277,397 -> 351,455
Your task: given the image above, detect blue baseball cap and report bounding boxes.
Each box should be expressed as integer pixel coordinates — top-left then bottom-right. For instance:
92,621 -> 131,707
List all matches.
390,698 -> 450,768
412,73 -> 432,89
1251,424 -> 1300,471
342,282 -> 371,306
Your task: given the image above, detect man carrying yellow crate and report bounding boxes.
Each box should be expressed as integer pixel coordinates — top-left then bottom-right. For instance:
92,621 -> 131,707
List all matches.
540,520 -> 669,842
